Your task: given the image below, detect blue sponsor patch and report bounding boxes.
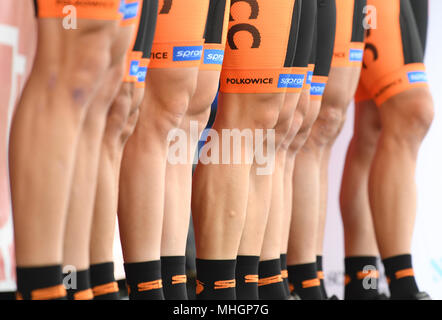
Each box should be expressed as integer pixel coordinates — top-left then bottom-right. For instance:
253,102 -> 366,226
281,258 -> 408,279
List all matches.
277,74 -> 305,89
310,82 -> 326,96
173,45 -> 203,62
204,49 -> 224,65
123,1 -> 139,20
129,60 -> 139,77
407,71 -> 427,84
119,0 -> 126,15
137,66 -> 147,83
349,49 -> 363,62
306,71 -> 313,85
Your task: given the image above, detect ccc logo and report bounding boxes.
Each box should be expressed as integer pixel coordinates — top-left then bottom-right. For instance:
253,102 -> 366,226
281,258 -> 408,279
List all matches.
228,0 -> 261,50
362,29 -> 378,69
160,0 -> 173,14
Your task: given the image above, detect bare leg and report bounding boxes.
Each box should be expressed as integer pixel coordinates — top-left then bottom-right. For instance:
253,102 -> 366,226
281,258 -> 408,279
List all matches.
161,70 -> 220,258
63,26 -> 134,272
10,19 -> 118,267
10,19 -> 119,299
340,100 -> 380,257
369,88 -> 433,258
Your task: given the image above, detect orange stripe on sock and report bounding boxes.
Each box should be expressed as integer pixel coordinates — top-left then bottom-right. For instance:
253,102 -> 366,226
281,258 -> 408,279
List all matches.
356,270 -> 379,280
317,271 -> 325,280
172,275 -> 187,285
395,268 -> 414,279
386,276 -> 391,284
16,292 -> 23,300
196,280 -> 204,295
258,275 -> 283,287
74,289 -> 94,300
92,282 -> 119,297
302,278 -> 320,289
244,274 -> 259,283
31,284 -> 66,300
138,280 -> 163,292
281,270 -> 288,279
344,275 -> 351,285
214,279 -> 236,290
289,283 -> 294,292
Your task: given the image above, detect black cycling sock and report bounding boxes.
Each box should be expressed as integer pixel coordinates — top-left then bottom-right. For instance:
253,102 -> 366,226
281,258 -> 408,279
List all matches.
280,254 -> 290,299
344,256 -> 380,300
90,262 -> 120,300
258,259 -> 287,300
124,260 -> 165,300
383,254 -> 419,299
196,259 -> 236,300
64,269 -> 93,300
16,265 -> 67,300
287,262 -> 323,300
316,255 -> 328,299
235,255 -> 259,300
161,256 -> 188,300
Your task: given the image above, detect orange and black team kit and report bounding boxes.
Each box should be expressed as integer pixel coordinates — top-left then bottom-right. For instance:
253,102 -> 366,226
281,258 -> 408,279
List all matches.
356,0 -> 429,107
148,0 -> 210,69
285,0 -> 340,301
332,0 -> 366,68
33,0 -> 122,19
220,0 -> 303,94
123,0 -> 159,89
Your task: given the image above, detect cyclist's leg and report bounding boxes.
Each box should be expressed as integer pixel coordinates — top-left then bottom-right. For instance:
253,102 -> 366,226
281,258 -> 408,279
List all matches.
118,0 -> 209,300
62,1 -> 143,300
89,0 -> 158,300
192,0 -> 298,300
161,0 -> 230,300
286,0 -> 336,300
11,0 -> 121,300
363,0 -> 433,299
340,89 -> 381,300
257,0 -> 314,300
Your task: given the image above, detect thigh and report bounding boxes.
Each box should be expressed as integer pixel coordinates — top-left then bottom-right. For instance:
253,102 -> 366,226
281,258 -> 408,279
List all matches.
360,0 -> 428,107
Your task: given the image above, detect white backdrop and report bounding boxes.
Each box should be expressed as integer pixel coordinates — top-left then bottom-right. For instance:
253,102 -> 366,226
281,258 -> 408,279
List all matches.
323,0 -> 442,299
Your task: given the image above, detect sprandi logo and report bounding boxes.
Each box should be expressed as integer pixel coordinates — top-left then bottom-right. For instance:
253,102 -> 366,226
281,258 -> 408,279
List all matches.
349,49 -> 364,62
204,49 -> 224,65
173,46 -> 203,62
278,74 -> 305,89
408,71 -> 428,84
167,121 -> 276,176
62,5 -> 78,30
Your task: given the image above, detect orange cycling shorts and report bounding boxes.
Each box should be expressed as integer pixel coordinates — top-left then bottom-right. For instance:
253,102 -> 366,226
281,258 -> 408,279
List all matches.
308,0 -> 337,101
121,0 -> 144,84
331,0 -> 366,67
286,0 -> 316,94
34,0 -> 122,20
199,0 -> 231,72
355,0 -> 428,107
123,0 -> 159,87
220,0 -> 302,94
149,0 -> 210,69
